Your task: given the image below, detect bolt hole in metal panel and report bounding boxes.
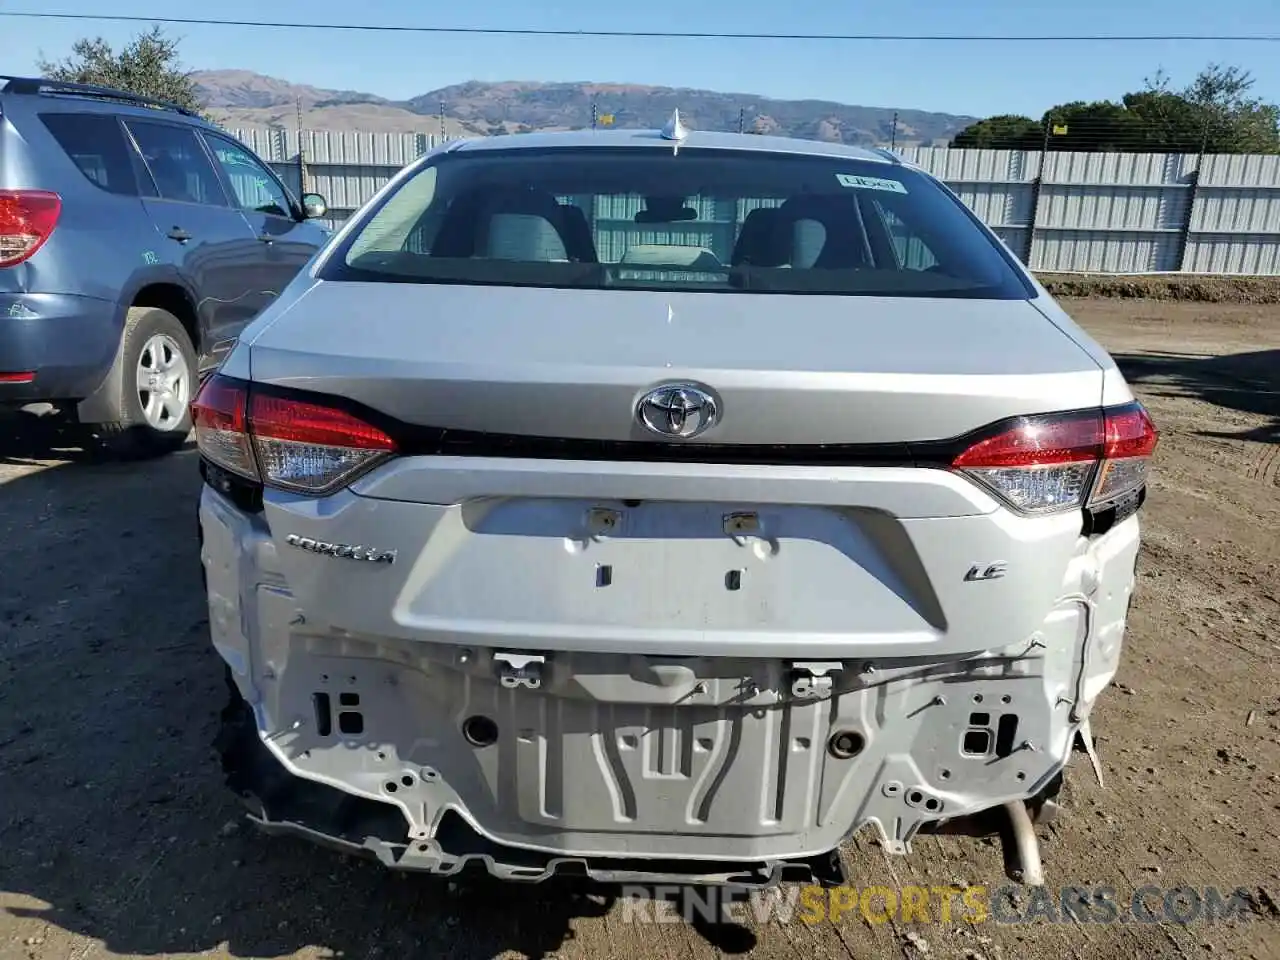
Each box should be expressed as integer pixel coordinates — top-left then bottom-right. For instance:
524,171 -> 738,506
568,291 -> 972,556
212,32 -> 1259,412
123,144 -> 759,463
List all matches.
463,715 -> 499,748
962,729 -> 991,756
995,714 -> 1021,758
312,693 -> 332,737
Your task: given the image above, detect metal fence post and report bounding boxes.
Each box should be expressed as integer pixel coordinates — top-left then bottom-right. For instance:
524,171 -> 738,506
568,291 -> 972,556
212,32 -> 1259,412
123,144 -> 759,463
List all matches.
270,125 -> 287,166
1177,116 -> 1211,272
1176,164 -> 1202,273
1024,122 -> 1051,266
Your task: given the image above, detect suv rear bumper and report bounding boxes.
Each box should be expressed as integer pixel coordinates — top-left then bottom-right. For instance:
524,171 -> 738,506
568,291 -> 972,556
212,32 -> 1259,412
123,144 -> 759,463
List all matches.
0,293 -> 120,405
200,483 -> 1140,880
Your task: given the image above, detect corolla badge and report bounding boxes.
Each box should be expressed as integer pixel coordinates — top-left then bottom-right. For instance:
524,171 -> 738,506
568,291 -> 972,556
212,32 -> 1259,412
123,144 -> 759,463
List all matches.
636,383 -> 720,439
285,534 -> 396,564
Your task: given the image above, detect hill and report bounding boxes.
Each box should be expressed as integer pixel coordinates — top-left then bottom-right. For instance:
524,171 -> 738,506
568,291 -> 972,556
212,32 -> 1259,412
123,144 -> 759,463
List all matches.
192,70 -> 974,146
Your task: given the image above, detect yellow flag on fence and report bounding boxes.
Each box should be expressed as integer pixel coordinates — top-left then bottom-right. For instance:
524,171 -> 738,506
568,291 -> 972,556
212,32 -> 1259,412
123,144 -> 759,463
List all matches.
1052,124 -> 1069,136
599,113 -> 615,126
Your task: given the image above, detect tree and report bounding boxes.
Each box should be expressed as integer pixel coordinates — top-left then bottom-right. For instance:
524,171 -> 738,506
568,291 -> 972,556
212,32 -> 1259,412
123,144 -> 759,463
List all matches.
1120,89 -> 1204,153
1181,63 -> 1280,153
36,26 -> 206,116
1038,100 -> 1146,152
950,63 -> 1279,154
950,114 -> 1042,149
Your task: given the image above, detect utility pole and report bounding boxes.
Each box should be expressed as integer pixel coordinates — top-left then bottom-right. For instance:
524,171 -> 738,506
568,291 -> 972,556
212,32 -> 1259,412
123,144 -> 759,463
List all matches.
890,112 -> 898,150
295,96 -> 307,194
738,107 -> 745,134
439,101 -> 446,142
591,101 -> 598,131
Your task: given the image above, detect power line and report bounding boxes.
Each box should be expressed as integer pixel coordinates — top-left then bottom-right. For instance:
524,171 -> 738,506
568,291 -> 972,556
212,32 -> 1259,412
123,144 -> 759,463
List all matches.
3,10 -> 1280,42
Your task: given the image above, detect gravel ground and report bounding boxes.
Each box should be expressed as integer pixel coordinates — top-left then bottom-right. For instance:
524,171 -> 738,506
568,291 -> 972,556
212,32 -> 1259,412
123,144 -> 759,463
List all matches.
1,299 -> 1278,960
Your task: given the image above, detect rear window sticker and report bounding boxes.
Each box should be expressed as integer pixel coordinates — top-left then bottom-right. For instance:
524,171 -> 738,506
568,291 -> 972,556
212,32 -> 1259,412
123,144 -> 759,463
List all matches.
836,173 -> 908,194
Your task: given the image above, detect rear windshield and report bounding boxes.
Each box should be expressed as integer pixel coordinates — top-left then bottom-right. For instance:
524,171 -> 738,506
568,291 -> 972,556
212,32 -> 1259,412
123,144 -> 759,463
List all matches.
322,146 -> 1033,299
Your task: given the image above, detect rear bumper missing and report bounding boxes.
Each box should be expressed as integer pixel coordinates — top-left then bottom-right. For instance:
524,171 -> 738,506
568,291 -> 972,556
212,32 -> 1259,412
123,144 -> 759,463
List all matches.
216,671 -> 847,887
201,484 -> 1139,880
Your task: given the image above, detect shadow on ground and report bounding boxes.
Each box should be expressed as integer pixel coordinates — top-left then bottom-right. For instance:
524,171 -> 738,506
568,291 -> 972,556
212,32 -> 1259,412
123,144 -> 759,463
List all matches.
1112,348 -> 1280,444
0,416 -> 107,465
0,423 -> 757,959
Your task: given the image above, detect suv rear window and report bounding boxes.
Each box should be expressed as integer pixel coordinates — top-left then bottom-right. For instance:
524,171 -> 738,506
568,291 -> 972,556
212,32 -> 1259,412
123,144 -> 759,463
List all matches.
39,113 -> 141,196
324,147 -> 1032,299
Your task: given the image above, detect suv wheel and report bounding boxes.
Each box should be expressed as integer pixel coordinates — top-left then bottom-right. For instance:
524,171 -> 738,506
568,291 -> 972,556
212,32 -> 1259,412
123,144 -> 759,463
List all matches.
92,306 -> 197,459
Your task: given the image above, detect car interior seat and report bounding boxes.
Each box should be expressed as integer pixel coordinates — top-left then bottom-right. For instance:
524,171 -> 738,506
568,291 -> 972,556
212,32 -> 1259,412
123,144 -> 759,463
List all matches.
431,187 -> 598,263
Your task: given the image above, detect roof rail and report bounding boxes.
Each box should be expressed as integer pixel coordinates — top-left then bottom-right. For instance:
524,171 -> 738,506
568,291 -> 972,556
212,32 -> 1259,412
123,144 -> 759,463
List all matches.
870,146 -> 903,164
0,75 -> 202,118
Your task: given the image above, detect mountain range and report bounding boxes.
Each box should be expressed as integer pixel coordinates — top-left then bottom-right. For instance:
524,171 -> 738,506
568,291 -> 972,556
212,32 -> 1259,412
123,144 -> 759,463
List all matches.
193,69 -> 975,146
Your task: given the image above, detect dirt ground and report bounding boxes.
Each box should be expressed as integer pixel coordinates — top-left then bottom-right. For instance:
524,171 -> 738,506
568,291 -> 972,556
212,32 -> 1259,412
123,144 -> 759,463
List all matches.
2,299 -> 1278,960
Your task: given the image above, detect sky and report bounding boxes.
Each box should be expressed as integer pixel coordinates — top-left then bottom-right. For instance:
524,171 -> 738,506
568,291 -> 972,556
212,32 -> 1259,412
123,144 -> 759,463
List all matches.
3,0 -> 1279,119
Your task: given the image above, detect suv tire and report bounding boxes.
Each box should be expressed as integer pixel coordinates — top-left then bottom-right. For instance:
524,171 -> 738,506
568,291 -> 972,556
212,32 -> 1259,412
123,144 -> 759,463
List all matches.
91,306 -> 197,460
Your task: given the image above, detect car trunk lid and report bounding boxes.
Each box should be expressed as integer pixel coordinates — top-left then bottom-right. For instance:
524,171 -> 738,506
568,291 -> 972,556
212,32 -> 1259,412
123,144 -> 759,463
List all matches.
247,281 -> 1104,446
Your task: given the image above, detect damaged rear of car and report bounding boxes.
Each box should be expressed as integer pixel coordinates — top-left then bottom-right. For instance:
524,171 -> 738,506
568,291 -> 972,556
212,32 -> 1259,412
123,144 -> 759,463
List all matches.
195,124 -> 1156,887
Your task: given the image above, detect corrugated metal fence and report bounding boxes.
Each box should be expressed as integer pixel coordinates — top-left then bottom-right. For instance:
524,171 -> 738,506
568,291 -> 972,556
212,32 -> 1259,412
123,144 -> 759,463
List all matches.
231,127 -> 1280,276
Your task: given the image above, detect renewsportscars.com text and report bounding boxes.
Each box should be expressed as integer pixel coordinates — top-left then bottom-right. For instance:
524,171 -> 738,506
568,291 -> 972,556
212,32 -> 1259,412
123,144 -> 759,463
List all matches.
618,884 -> 1259,926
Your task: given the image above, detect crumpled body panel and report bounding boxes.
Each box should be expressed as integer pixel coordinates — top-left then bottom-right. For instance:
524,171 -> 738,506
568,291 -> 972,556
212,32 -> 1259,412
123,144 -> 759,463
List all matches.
201,484 -> 1138,881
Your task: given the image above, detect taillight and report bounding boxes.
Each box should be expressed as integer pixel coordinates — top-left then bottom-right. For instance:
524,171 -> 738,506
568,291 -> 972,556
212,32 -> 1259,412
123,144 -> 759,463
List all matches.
1092,403 -> 1159,507
0,190 -> 61,267
248,392 -> 396,493
191,374 -> 396,496
191,375 -> 256,479
952,403 -> 1158,516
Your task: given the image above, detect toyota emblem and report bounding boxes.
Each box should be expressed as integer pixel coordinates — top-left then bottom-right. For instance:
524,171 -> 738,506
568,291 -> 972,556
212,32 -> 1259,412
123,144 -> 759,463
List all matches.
636,383 -> 720,439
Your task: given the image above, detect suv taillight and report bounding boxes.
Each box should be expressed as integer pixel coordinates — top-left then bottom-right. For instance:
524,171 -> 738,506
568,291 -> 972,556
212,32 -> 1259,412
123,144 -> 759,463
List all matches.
951,403 -> 1158,516
191,374 -> 396,496
0,190 -> 61,267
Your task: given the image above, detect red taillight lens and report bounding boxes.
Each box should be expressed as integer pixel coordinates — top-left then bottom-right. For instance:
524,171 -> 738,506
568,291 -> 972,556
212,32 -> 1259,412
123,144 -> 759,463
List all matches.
952,403 -> 1157,516
1092,403 -> 1159,507
0,371 -> 37,383
191,375 -> 256,480
1103,404 -> 1159,460
0,190 -> 61,267
191,374 -> 396,495
951,411 -> 1104,468
248,394 -> 396,451
248,392 -> 395,493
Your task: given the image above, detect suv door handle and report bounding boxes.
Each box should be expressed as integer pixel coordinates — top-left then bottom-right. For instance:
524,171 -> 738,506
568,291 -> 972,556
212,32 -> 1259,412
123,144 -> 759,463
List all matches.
166,227 -> 192,242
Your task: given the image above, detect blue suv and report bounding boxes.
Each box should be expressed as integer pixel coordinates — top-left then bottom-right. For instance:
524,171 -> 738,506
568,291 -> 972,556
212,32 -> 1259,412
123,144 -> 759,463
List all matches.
0,76 -> 331,456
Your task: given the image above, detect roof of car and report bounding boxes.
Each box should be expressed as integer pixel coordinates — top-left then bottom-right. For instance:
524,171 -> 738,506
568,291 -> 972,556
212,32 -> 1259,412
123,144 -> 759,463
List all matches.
450,126 -> 902,164
0,75 -> 214,126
